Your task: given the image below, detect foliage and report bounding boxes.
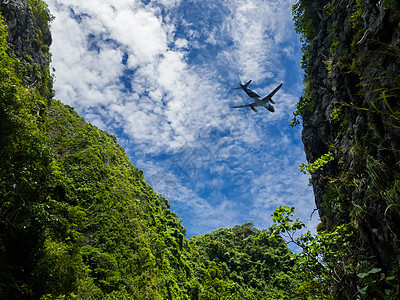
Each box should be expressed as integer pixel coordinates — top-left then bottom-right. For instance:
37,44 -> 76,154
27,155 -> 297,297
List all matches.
0,12 -> 55,297
190,223 -> 302,299
26,0 -> 54,44
299,152 -> 334,174
15,0 -> 54,100
331,106 -> 342,121
357,267 -> 399,299
350,0 -> 363,29
290,95 -> 312,127
42,99 -> 200,299
0,7 -> 188,297
292,0 -> 315,44
292,0 -> 317,70
266,206 -> 357,299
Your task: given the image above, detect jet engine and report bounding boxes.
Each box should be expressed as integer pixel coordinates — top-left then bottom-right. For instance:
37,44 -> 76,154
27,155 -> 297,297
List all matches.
251,106 -> 258,112
266,104 -> 275,112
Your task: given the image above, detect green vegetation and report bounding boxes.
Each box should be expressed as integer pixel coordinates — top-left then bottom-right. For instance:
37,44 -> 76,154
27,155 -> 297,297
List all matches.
299,152 -> 334,174
350,0 -> 363,29
268,206 -> 400,299
267,206 -> 356,299
190,223 -> 302,299
290,95 -> 313,127
292,0 -> 317,71
41,99 -> 198,299
26,0 -> 54,45
0,12 -> 54,297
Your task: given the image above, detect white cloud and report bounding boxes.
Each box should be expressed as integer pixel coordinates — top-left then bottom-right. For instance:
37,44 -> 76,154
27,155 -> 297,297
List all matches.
49,0 -> 240,154
175,38 -> 189,49
116,9 -> 168,66
220,0 -> 298,83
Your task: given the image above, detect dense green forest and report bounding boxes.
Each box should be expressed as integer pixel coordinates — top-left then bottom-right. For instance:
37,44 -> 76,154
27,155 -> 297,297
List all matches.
1,0 -> 400,299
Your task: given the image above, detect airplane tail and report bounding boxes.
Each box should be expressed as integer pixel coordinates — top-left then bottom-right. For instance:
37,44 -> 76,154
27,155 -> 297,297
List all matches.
232,80 -> 251,90
243,80 -> 251,88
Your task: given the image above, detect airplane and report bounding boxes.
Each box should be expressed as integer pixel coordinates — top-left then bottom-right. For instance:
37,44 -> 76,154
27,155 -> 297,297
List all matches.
230,80 -> 282,112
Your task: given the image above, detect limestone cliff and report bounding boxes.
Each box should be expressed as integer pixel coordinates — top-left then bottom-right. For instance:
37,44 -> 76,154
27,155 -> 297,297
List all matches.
1,0 -> 50,64
296,0 -> 400,297
1,0 -> 53,98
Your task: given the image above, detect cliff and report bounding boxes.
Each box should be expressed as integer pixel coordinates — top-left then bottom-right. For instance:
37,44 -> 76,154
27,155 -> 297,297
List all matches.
1,0 -> 52,97
294,0 -> 400,297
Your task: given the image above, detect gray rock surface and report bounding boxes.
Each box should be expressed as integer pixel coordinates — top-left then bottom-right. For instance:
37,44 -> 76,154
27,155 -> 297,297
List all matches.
1,0 -> 50,66
301,0 -> 400,280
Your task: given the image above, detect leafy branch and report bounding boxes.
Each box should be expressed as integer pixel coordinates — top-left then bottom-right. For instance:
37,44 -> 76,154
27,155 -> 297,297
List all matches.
299,151 -> 334,174
262,206 -> 356,297
290,95 -> 312,127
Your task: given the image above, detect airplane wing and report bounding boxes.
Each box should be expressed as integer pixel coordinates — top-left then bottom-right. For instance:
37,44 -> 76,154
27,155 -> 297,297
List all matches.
230,103 -> 262,108
265,83 -> 283,99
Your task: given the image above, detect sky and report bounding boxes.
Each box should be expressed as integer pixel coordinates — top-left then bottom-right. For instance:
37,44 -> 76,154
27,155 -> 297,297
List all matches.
46,0 -> 318,238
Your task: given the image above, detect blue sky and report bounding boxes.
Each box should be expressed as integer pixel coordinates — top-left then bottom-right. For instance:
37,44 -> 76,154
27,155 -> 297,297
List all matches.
47,0 -> 317,237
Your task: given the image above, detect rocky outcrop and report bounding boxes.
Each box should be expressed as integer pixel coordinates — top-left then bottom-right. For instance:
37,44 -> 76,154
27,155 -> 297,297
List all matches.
1,0 -> 50,66
300,0 -> 400,292
1,0 -> 53,96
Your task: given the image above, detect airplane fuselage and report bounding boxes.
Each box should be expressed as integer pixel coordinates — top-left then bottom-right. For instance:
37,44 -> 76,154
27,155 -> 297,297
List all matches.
252,98 -> 275,112
230,80 -> 282,113
241,85 -> 275,112
242,86 -> 259,99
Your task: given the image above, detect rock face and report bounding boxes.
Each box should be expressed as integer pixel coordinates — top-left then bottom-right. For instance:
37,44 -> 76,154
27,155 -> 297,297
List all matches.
1,0 -> 53,96
1,0 -> 50,66
299,0 -> 400,294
